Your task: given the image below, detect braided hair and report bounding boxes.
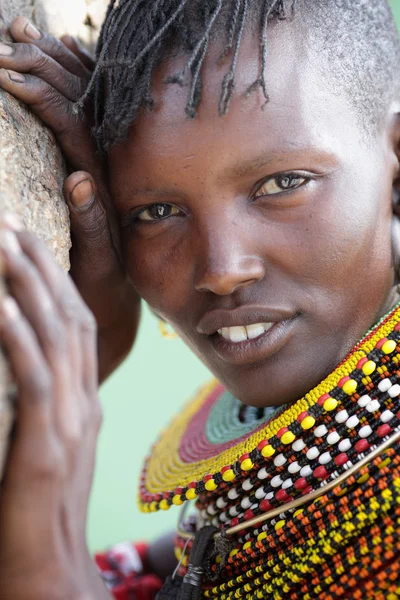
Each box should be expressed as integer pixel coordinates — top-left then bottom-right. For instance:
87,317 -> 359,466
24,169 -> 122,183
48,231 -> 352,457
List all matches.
77,0 -> 400,153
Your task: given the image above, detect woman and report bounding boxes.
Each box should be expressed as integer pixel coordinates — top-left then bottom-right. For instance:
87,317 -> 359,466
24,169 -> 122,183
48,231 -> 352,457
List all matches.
0,1 -> 399,598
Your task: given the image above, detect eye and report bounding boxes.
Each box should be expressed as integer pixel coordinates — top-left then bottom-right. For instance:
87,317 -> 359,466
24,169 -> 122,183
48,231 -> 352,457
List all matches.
254,173 -> 309,198
136,203 -> 182,222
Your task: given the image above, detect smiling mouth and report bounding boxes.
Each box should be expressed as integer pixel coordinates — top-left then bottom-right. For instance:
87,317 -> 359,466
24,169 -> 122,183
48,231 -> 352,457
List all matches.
217,322 -> 274,343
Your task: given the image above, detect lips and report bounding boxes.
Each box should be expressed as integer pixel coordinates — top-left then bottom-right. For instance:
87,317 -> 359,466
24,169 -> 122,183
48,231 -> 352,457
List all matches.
218,323 -> 274,343
197,306 -> 296,336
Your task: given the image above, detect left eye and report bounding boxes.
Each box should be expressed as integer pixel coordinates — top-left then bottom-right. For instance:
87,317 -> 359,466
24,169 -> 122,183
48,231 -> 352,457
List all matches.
254,173 -> 308,197
136,203 -> 181,221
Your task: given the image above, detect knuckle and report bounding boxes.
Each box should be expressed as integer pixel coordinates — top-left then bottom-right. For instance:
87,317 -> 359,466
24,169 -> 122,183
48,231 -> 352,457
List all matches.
41,314 -> 67,351
25,370 -> 52,402
81,307 -> 97,333
92,400 -> 103,432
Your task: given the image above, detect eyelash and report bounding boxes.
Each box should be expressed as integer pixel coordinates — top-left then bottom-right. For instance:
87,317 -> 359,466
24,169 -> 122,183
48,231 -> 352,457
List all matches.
122,171 -> 311,227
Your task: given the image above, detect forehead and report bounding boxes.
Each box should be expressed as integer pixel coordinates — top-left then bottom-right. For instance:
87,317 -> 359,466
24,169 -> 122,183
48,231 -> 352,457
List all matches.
109,21 -> 365,181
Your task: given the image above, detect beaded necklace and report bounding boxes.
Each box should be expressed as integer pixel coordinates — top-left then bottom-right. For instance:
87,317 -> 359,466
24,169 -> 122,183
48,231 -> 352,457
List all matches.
139,303 -> 400,599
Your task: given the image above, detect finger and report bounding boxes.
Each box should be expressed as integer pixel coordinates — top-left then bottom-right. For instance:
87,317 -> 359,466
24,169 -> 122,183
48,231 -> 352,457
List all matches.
61,35 -> 95,72
0,41 -> 83,101
0,70 -> 95,172
0,295 -> 55,480
0,230 -> 67,365
10,17 -> 91,79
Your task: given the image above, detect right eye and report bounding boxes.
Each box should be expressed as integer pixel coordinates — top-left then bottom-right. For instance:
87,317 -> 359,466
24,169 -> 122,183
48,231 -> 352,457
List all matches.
136,203 -> 182,222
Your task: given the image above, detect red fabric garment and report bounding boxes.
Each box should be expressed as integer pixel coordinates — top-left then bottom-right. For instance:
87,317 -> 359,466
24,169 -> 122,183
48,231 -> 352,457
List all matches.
95,541 -> 163,600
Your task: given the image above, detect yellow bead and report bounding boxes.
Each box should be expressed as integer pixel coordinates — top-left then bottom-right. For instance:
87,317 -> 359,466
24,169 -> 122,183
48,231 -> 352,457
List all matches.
215,555 -> 222,564
294,509 -> 304,518
159,499 -> 170,511
261,444 -> 275,457
222,469 -> 236,482
172,494 -> 183,506
229,549 -> 239,558
205,479 -> 218,492
275,519 -> 286,531
281,431 -> 295,445
243,541 -> 252,550
241,458 -> 254,471
362,360 -> 376,375
323,398 -> 338,412
301,416 -> 315,430
257,531 -> 267,542
150,502 -> 158,512
342,379 -> 357,395
186,488 -> 197,500
382,340 -> 396,354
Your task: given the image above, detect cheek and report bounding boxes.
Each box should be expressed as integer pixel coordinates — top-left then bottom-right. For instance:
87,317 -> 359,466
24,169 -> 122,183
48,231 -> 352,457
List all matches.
123,229 -> 194,315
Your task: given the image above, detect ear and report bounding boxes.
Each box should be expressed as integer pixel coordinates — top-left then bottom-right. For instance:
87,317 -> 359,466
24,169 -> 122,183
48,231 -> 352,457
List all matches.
391,109 -> 400,218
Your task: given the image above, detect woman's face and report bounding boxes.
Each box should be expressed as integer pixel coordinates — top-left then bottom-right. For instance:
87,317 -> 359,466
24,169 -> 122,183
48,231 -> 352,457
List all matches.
109,26 -> 400,407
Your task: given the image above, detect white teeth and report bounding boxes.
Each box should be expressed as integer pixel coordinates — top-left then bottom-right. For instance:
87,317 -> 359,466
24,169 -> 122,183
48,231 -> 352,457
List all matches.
217,322 -> 274,343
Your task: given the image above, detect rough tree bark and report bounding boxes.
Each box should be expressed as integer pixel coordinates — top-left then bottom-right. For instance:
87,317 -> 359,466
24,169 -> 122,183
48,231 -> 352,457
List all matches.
0,0 -> 108,479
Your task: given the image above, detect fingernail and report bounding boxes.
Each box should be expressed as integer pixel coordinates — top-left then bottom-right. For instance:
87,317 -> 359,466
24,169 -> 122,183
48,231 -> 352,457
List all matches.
24,22 -> 42,40
0,42 -> 13,56
2,296 -> 20,320
6,70 -> 25,83
0,231 -> 22,255
2,213 -> 24,231
70,179 -> 94,210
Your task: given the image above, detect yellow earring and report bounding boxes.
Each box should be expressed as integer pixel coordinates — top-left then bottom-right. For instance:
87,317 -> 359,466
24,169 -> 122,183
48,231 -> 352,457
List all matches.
159,320 -> 178,340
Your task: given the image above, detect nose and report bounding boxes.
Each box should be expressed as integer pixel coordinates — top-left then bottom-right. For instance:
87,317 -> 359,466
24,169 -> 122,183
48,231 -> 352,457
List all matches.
194,225 -> 265,296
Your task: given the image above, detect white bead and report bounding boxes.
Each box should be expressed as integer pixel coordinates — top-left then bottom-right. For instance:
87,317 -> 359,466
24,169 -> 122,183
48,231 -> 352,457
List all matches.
319,452 -> 332,465
389,384 -> 400,398
251,503 -> 258,511
288,461 -> 301,474
359,425 -> 373,438
229,506 -> 239,516
292,439 -> 306,452
207,504 -> 217,515
380,410 -> 395,423
265,492 -> 274,500
271,475 -> 283,488
314,425 -> 328,437
378,378 -> 392,392
216,497 -> 227,509
300,465 -> 312,478
228,488 -> 239,500
274,453 -> 287,467
242,478 -> 253,491
212,517 -> 219,527
346,415 -> 359,429
257,468 -> 268,480
338,438 -> 352,452
327,431 -> 340,445
336,410 -> 349,424
307,447 -> 320,460
282,478 -> 293,490
358,395 -> 371,408
255,487 -> 266,500
220,512 -> 228,522
201,509 -> 208,519
241,497 -> 251,510
366,399 -> 380,413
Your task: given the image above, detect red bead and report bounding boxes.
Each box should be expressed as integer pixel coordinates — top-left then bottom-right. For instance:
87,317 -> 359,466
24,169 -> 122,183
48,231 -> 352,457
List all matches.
188,481 -> 197,489
155,493 -> 162,501
203,474 -> 213,482
335,453 -> 348,467
240,453 -> 250,463
294,477 -> 307,490
297,411 -> 309,423
244,509 -> 255,521
302,485 -> 313,495
163,492 -> 170,499
257,440 -> 269,451
338,376 -> 350,388
355,439 -> 370,453
260,499 -> 272,512
277,427 -> 289,438
395,323 -> 400,332
276,489 -> 290,502
356,357 -> 368,370
221,465 -> 231,474
314,466 -> 328,479
318,393 -> 331,406
377,424 -> 392,438
376,338 -> 388,350
175,487 -> 183,495
230,517 -> 239,527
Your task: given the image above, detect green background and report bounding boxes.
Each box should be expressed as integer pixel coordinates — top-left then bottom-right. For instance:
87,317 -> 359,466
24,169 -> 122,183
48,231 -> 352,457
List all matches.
87,0 -> 400,553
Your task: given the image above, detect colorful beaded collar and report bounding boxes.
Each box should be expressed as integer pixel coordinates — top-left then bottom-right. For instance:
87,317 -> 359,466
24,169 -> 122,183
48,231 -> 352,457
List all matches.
138,303 -> 400,519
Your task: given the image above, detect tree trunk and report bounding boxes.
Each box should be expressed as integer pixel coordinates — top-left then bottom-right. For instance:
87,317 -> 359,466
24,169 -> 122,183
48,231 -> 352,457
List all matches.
0,0 -> 107,479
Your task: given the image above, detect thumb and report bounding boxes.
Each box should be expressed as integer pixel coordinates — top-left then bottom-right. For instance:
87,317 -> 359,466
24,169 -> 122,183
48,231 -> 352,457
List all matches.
64,171 -> 122,285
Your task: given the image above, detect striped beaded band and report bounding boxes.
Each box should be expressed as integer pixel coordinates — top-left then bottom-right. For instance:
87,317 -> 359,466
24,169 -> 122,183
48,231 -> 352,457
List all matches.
139,303 -> 400,517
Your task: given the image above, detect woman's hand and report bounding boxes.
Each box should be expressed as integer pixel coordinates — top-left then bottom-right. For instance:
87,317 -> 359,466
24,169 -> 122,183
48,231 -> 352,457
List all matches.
0,18 -> 141,382
0,219 -> 110,600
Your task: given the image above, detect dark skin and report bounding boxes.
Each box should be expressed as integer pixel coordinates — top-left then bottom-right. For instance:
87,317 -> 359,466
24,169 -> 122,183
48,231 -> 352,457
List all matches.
0,15 -> 400,599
